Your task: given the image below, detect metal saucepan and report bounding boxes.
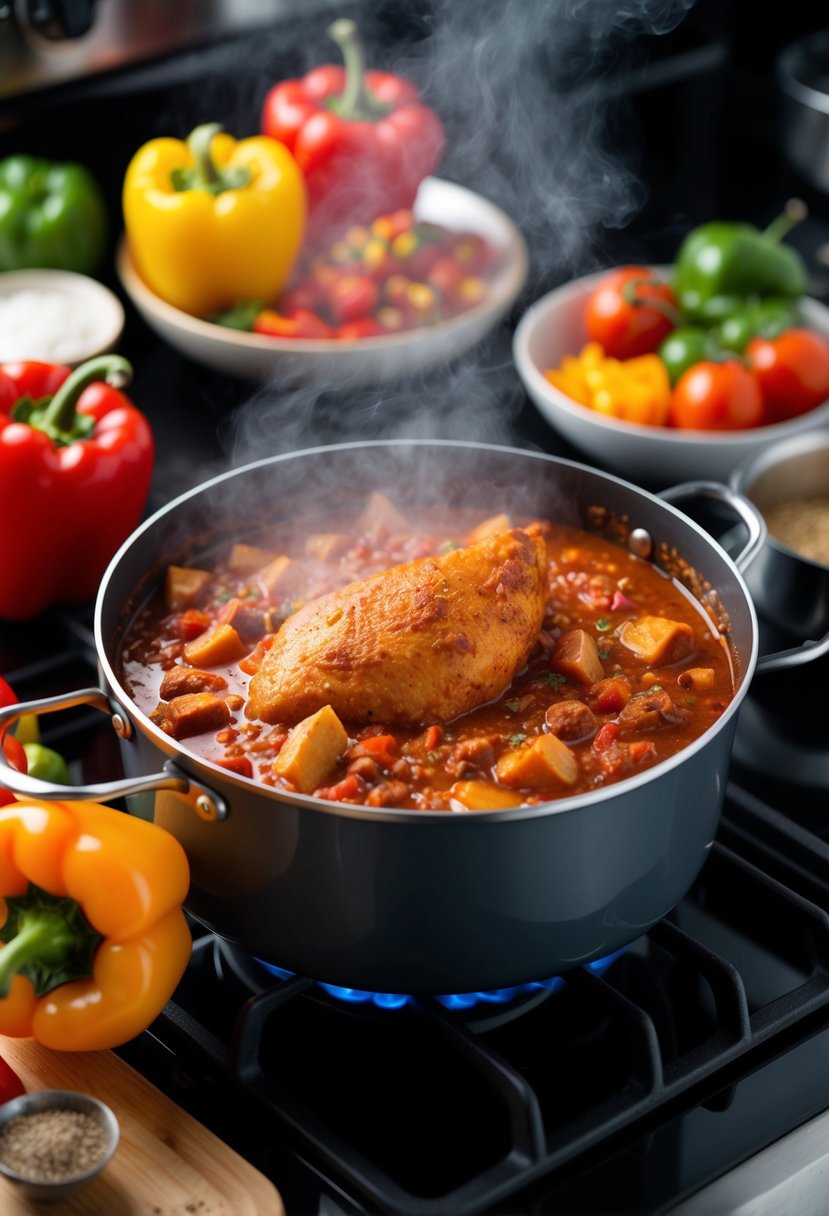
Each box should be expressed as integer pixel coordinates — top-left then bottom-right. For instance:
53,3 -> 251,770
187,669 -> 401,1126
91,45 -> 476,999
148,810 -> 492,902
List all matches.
730,428 -> 829,714
0,441 -> 794,994
778,30 -> 829,195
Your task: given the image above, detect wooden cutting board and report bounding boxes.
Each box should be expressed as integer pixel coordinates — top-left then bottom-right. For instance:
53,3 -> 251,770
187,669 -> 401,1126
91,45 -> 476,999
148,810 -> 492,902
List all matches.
0,1038 -> 284,1215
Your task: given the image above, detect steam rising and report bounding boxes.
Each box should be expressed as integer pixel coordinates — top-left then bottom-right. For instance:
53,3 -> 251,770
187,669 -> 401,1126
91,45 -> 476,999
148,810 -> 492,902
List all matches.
222,0 -> 695,470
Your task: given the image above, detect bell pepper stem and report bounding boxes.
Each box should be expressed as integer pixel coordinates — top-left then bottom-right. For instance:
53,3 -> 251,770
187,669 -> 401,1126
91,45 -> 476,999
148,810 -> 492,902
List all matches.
0,909 -> 75,998
170,124 -> 251,196
328,19 -> 370,118
763,198 -> 807,245
38,355 -> 133,435
187,123 -> 224,189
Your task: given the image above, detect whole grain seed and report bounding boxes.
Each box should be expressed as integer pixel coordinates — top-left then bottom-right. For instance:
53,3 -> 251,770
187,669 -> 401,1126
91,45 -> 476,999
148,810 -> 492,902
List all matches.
0,1108 -> 109,1182
763,496 -> 829,566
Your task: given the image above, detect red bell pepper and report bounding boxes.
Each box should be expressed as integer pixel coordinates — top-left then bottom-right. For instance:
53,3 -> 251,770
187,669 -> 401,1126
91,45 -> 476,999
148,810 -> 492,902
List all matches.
261,19 -> 445,246
0,1050 -> 25,1103
0,356 -> 154,621
0,676 -> 27,809
253,307 -> 333,339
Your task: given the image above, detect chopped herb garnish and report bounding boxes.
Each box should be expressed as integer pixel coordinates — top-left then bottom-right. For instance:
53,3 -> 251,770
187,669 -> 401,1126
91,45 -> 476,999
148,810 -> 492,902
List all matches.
542,672 -> 566,688
510,732 -> 527,747
505,698 -> 520,713
426,750 -> 438,763
596,617 -> 612,632
598,642 -> 612,659
439,539 -> 461,552
650,684 -> 663,692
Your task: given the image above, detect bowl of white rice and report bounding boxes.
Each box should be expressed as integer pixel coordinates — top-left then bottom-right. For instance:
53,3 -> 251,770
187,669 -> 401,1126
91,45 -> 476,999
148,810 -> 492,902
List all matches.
0,269 -> 124,366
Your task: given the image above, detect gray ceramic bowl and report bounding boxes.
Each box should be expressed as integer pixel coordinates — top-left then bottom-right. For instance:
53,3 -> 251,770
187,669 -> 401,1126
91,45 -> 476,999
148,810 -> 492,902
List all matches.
0,1089 -> 119,1202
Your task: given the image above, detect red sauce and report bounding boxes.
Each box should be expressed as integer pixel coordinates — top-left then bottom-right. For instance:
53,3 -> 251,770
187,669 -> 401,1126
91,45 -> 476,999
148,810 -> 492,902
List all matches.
118,504 -> 734,810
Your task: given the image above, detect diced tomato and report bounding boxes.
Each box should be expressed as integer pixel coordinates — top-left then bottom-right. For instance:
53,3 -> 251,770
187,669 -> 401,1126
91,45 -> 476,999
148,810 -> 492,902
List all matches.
349,733 -> 398,769
314,773 -> 366,802
172,609 -> 212,641
215,755 -> 254,778
238,636 -> 275,676
588,677 -> 632,715
628,740 -> 657,764
356,734 -> 397,756
424,724 -> 443,751
593,722 -> 620,753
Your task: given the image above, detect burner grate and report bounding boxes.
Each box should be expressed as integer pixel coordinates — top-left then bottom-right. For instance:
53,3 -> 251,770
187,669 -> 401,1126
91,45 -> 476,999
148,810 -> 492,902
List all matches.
156,834 -> 829,1216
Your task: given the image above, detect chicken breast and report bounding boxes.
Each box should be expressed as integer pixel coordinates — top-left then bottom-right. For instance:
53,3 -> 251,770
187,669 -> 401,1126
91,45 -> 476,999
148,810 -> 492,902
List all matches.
247,528 -> 548,728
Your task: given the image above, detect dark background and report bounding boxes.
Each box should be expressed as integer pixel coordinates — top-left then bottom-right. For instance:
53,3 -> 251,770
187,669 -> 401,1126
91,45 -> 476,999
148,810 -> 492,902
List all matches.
0,0 -> 826,506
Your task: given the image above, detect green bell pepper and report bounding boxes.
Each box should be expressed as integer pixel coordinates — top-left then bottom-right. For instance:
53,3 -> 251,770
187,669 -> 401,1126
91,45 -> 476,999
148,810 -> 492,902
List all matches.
0,155 -> 107,274
716,297 -> 800,354
658,326 -> 717,386
22,742 -> 71,786
674,202 -> 808,322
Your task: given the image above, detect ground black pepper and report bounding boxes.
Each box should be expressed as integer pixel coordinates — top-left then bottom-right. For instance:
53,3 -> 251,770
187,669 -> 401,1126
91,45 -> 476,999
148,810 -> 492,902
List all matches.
0,1107 -> 109,1181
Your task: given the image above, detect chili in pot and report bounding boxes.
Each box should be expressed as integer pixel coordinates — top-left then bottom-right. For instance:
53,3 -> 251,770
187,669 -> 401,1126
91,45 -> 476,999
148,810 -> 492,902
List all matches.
118,495 -> 734,811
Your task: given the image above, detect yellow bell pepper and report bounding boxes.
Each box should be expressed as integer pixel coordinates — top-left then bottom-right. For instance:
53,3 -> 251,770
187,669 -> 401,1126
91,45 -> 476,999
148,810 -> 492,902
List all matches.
0,799 -> 191,1051
123,122 -> 306,317
546,342 -> 672,427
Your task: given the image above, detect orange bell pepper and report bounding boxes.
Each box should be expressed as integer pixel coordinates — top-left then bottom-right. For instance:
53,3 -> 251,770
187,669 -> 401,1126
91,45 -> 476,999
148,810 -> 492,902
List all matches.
545,341 -> 672,426
0,800 -> 190,1051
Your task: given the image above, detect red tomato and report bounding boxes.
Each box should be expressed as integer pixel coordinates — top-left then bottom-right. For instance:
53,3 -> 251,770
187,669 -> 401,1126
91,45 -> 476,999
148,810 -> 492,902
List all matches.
336,318 -> 384,340
746,329 -> 829,424
670,361 -> 765,431
326,275 -> 380,326
584,267 -> 677,359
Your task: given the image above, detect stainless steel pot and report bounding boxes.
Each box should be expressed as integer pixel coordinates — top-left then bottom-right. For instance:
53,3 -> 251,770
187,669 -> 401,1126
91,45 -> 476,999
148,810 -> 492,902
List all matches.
730,429 -> 829,714
779,31 -> 829,195
0,443 -> 773,993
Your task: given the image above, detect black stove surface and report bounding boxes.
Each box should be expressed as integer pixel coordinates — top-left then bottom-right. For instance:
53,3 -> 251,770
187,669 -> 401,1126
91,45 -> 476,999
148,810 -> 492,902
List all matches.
2,2 -> 829,1212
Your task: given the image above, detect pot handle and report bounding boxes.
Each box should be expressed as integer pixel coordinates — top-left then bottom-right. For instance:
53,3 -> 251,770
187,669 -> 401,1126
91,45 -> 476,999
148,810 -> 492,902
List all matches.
0,688 -> 228,822
660,482 -> 829,674
658,480 -> 766,573
754,629 -> 829,675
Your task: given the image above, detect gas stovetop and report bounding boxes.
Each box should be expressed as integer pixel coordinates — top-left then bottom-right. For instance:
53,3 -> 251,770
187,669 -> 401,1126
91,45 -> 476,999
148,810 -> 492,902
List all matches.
2,608 -> 829,1216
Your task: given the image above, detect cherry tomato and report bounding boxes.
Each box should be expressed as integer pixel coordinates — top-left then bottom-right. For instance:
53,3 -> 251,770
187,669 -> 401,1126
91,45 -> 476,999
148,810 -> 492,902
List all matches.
746,328 -> 829,424
584,267 -> 677,359
670,360 -> 765,431
326,274 -> 380,326
336,318 -> 384,340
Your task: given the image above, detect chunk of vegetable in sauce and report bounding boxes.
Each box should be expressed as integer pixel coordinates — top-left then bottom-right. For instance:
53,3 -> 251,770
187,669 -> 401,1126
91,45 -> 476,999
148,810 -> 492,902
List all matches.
120,502 -> 734,811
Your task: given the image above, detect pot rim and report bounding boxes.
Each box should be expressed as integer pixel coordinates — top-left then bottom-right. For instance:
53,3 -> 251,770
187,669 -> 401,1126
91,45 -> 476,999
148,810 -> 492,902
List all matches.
731,427 -> 829,573
778,32 -> 829,115
95,439 -> 759,825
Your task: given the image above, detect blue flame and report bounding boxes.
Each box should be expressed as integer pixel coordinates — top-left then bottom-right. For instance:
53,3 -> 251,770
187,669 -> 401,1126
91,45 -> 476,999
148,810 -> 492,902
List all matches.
255,947 -> 626,1011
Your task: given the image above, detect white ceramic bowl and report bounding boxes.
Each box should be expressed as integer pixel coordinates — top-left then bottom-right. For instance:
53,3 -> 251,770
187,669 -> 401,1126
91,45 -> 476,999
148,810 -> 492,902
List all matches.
117,177 -> 528,386
0,269 -> 124,367
513,267 -> 829,485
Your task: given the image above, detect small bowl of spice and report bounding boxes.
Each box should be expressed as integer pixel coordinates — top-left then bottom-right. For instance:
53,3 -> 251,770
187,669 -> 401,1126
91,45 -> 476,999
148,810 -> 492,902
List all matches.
0,1089 -> 119,1201
0,269 -> 124,367
732,428 -> 829,640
